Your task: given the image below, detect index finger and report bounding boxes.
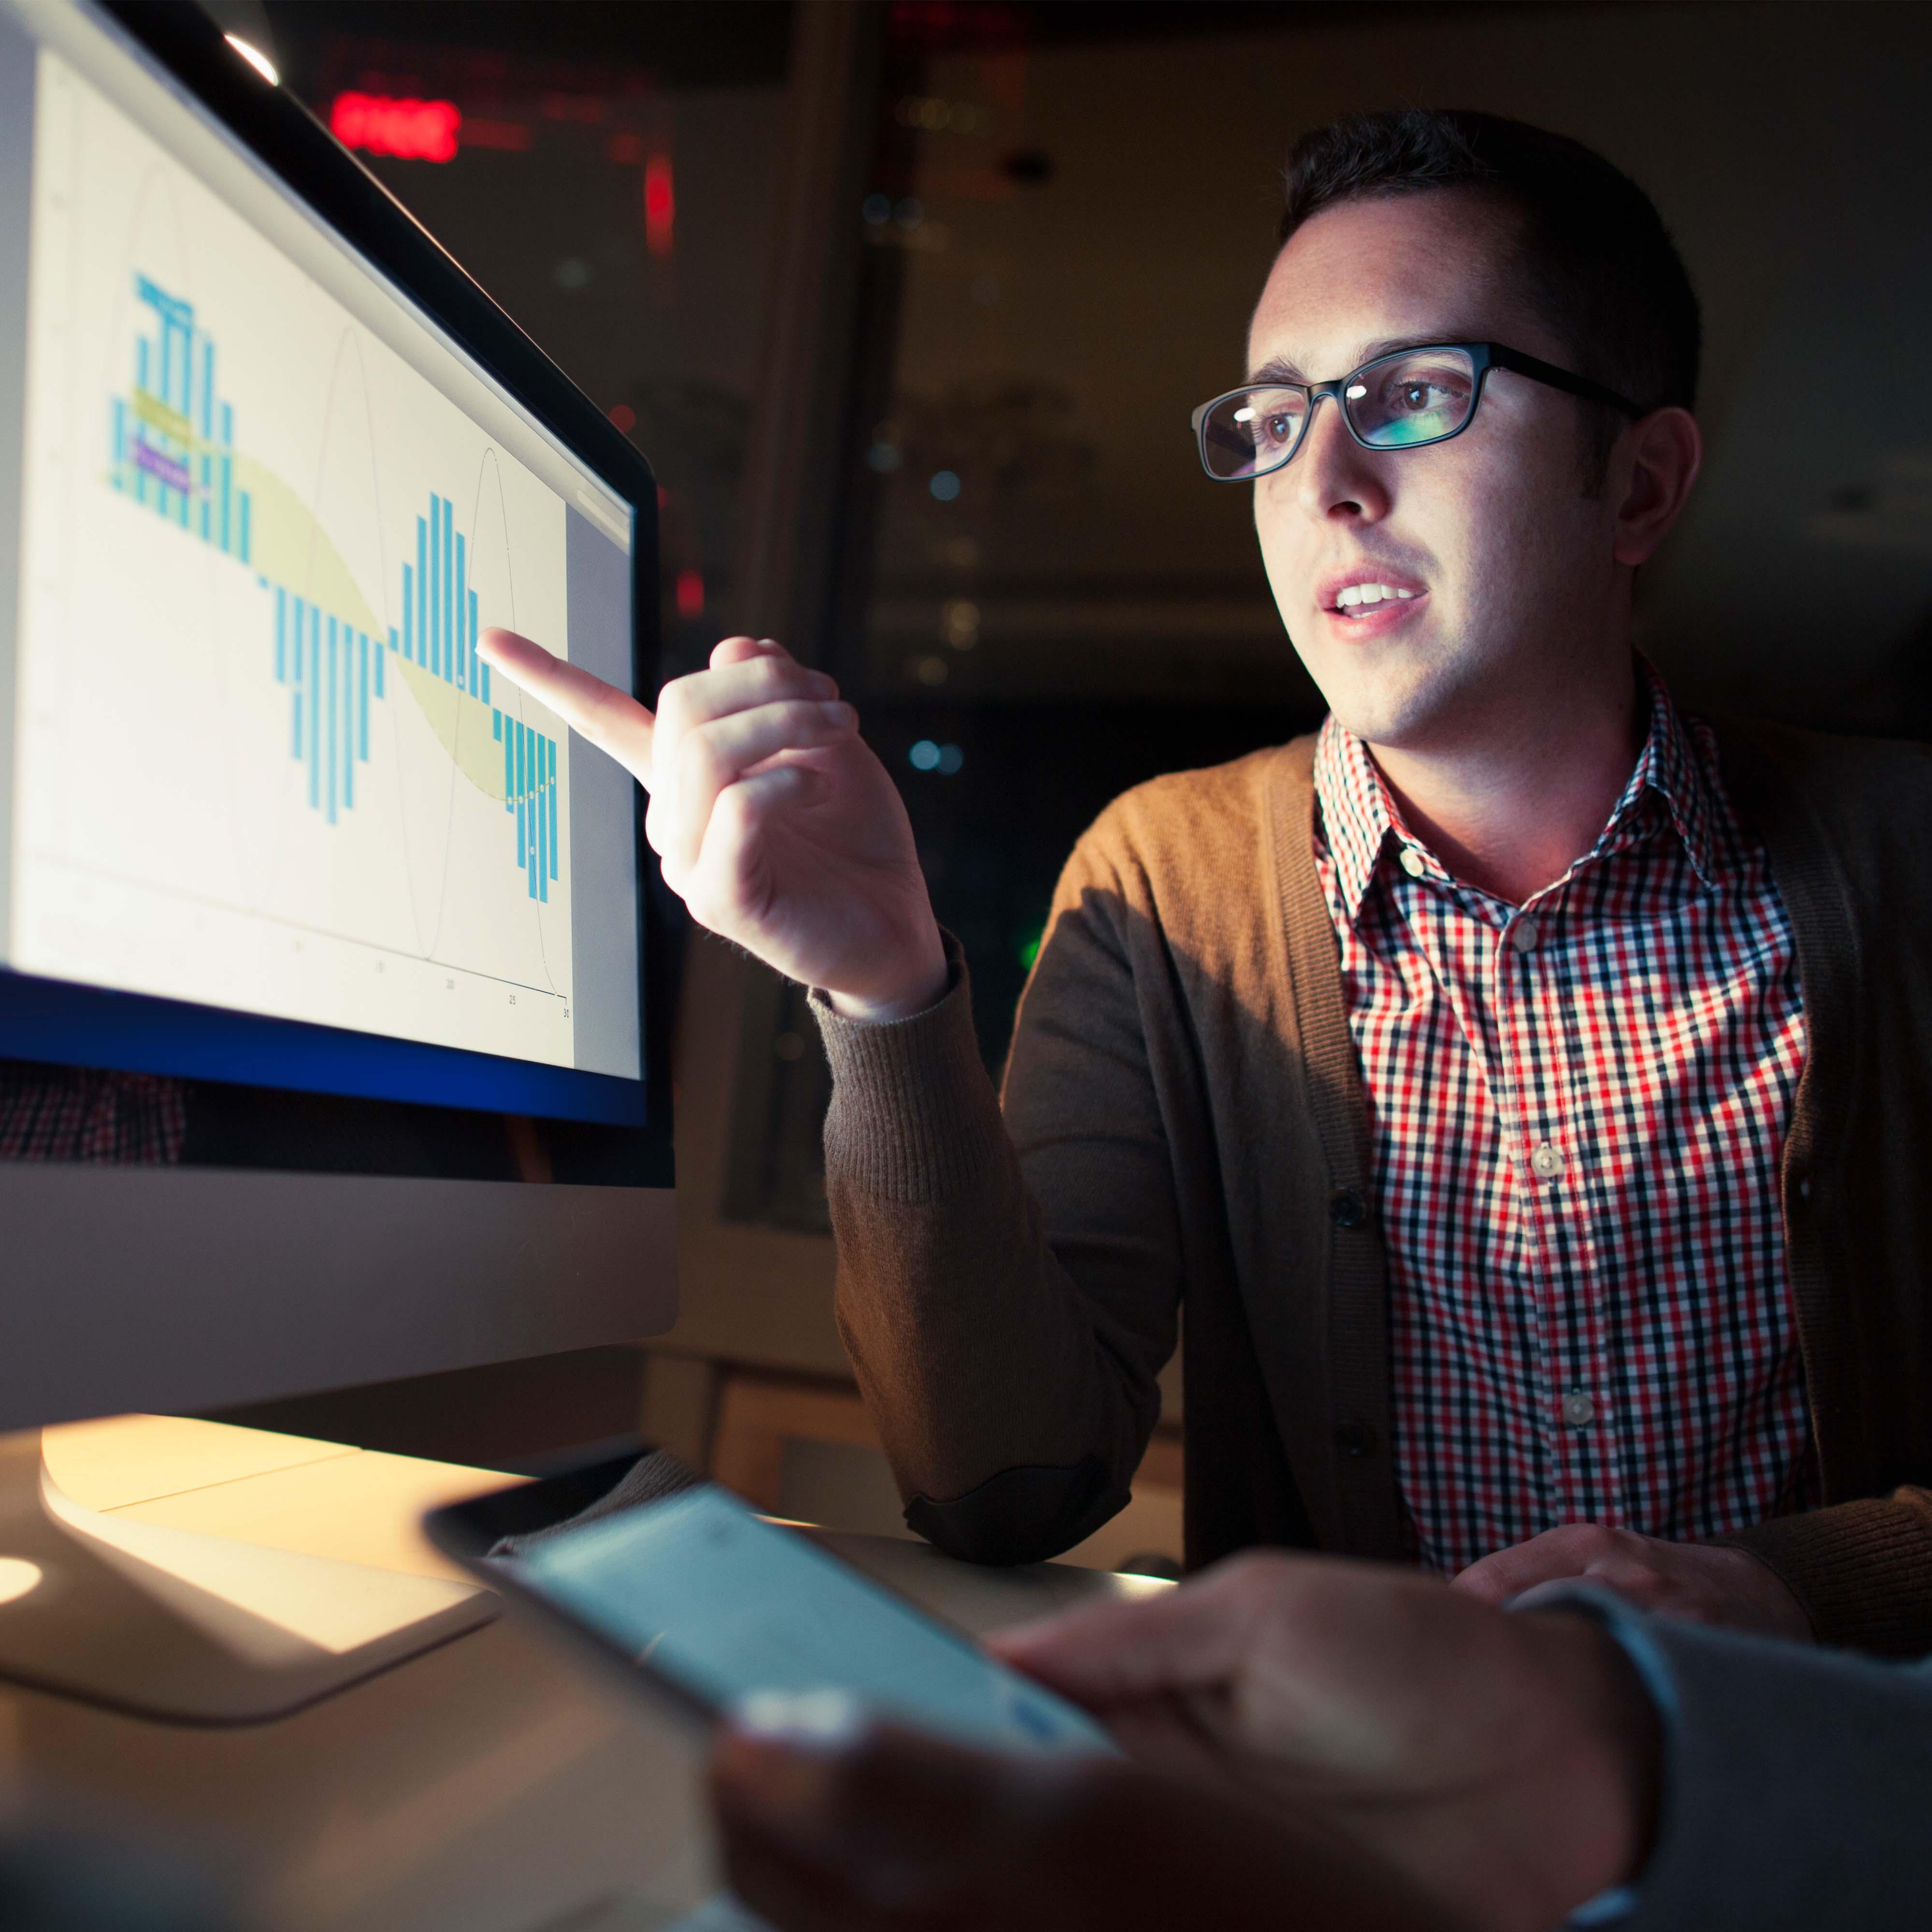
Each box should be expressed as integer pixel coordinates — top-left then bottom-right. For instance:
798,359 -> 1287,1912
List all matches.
477,626 -> 656,789
987,1560 -> 1287,1706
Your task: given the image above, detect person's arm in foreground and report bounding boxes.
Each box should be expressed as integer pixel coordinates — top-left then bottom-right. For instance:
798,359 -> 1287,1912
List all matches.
711,1550 -> 1932,1932
476,630 -> 1177,1557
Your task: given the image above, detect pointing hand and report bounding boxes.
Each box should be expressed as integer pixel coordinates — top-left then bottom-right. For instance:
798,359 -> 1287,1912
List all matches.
476,629 -> 947,1020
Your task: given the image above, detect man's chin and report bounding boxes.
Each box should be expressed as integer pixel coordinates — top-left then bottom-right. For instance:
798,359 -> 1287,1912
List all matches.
1312,666 -> 1465,754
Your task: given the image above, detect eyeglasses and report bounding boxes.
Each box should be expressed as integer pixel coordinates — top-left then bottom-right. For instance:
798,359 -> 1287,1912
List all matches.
1190,342 -> 1641,482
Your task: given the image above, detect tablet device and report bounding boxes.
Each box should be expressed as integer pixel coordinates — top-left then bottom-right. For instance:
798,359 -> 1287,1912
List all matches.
425,1459 -> 1116,1758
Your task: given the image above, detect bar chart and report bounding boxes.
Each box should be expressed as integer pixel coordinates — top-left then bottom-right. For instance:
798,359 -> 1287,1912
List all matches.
111,276 -> 561,904
110,272 -> 252,563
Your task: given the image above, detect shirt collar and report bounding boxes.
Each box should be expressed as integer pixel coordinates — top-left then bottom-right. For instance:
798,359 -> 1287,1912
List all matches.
1312,713 -> 1409,926
1312,661 -> 1723,924
1616,663 -> 1722,892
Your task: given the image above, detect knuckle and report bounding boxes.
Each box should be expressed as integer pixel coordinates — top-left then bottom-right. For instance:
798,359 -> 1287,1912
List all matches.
1545,1522 -> 1612,1559
655,683 -> 691,735
677,724 -> 727,788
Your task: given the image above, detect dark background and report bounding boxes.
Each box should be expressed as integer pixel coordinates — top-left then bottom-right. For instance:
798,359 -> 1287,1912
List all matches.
222,0 -> 1932,1252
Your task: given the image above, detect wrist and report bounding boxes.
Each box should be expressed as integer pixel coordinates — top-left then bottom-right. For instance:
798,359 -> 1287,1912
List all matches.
1522,1613 -> 1664,1917
825,929 -> 949,1025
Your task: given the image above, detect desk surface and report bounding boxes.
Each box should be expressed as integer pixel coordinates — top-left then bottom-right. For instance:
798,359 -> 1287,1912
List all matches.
2,1417 -> 1167,1932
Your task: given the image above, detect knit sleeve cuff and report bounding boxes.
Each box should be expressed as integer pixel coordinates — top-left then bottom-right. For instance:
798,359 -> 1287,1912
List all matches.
808,931 -> 1005,1205
1718,1493 -> 1932,1656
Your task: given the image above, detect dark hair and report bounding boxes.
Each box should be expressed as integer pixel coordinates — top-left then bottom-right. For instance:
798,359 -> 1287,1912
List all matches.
1280,109 -> 1701,434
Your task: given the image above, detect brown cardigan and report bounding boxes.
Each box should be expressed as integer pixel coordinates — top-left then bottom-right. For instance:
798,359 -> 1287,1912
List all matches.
814,720 -> 1932,1656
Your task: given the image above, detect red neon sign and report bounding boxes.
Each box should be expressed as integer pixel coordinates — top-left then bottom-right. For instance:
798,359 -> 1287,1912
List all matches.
644,156 -> 675,258
331,92 -> 461,164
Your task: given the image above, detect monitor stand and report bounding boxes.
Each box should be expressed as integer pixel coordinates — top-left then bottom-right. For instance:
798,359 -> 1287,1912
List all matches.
0,1428 -> 496,1722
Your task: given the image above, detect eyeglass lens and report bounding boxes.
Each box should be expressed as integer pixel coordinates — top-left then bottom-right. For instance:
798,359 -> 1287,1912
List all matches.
1200,346 -> 1480,478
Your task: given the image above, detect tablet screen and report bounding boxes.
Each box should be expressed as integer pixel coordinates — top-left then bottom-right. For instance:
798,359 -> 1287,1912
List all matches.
513,1485 -> 1115,1757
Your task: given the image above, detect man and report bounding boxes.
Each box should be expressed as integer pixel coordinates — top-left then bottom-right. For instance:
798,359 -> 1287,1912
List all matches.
480,109 -> 1932,1648
703,1549 -> 1932,1931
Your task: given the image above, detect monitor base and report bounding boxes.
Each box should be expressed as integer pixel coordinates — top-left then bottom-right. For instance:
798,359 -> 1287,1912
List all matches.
0,1428 -> 496,1723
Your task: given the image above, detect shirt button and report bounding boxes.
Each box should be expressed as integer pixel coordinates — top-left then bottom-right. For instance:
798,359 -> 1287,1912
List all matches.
1530,1141 -> 1562,1179
1508,915 -> 1541,953
1399,847 -> 1427,878
1561,1392 -> 1597,1428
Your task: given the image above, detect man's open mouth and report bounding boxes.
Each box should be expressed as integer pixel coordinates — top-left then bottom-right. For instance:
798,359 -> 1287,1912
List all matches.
1330,582 -> 1420,618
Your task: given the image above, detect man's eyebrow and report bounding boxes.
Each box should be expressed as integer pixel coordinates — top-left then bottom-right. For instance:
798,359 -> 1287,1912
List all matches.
1244,336 -> 1477,385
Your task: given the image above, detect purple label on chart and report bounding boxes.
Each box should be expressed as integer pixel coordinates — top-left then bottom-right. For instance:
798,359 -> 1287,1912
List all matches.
133,441 -> 191,493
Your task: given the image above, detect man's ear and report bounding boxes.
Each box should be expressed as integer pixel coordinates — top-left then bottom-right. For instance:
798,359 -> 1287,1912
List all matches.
1610,406 -> 1702,567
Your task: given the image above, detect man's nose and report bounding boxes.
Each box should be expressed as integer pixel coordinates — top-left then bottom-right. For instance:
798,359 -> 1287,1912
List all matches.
1292,394 -> 1390,524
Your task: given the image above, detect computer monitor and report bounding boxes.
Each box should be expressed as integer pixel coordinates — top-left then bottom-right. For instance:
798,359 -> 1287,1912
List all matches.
0,0 -> 678,1717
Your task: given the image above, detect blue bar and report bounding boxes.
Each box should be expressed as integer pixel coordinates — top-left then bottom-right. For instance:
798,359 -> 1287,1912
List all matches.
327,616 -> 339,824
416,516 -> 429,675
455,533 -> 467,691
502,718 -> 514,807
137,336 -> 149,393
290,603 -> 303,758
548,740 -> 558,882
427,499 -> 440,679
240,492 -> 251,565
308,605 -> 320,808
442,497 -> 454,684
472,593 -> 484,701
221,400 -> 233,556
358,632 -> 369,763
515,723 -> 527,864
200,339 -> 213,438
536,783 -> 546,902
402,565 -> 414,660
343,629 -> 355,809
425,501 -> 436,677
493,711 -> 502,742
111,397 -> 125,481
199,453 -> 209,541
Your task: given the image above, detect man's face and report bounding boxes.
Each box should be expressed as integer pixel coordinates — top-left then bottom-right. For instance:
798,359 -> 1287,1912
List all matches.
1248,190 -> 1627,751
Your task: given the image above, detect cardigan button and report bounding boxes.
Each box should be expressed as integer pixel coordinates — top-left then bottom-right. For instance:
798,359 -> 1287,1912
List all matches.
1330,1188 -> 1367,1229
1334,1422 -> 1379,1459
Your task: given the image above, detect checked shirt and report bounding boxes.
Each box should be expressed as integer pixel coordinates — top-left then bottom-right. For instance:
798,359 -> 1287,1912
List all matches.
1312,677 -> 1815,1576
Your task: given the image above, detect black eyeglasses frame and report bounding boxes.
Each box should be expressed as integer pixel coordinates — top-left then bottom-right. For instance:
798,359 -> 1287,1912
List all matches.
1190,341 -> 1644,482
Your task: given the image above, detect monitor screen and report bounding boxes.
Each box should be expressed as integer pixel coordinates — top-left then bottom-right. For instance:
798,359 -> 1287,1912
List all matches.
0,0 -> 655,1144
